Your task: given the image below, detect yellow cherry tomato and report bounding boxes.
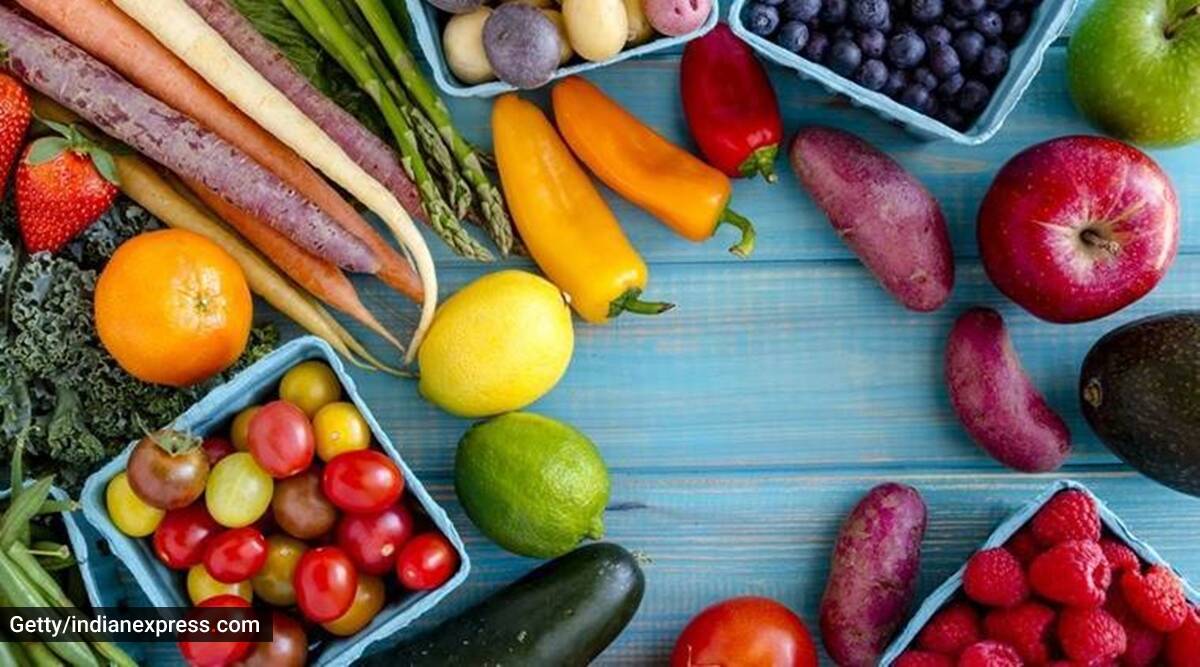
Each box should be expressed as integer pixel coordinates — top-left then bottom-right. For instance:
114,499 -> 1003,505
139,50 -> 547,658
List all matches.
321,575 -> 385,636
206,453 -> 273,528
231,406 -> 261,451
279,361 -> 341,418
187,564 -> 252,604
313,402 -> 371,462
106,472 -> 164,537
252,535 -> 307,607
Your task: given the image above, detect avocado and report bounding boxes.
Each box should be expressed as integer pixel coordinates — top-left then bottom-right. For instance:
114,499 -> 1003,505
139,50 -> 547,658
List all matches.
1080,312 -> 1200,497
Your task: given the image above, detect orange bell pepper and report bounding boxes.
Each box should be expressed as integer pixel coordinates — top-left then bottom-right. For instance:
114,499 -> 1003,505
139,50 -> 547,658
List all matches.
491,93 -> 672,324
551,76 -> 756,258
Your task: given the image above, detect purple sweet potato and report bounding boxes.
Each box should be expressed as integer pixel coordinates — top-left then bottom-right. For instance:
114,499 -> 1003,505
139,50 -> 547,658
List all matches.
946,308 -> 1072,472
791,127 -> 954,312
819,483 -> 927,667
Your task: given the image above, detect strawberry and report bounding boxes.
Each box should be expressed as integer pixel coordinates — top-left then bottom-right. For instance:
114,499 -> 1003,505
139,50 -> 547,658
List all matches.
15,120 -> 118,254
0,74 -> 32,197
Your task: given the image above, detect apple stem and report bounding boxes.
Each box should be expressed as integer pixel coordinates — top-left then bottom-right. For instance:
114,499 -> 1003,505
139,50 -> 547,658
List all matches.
1081,228 -> 1121,257
1166,4 -> 1200,39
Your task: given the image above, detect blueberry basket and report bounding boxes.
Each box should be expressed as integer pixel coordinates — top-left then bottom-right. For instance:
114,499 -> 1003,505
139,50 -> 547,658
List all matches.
729,0 -> 1076,145
405,0 -> 719,97
79,336 -> 471,666
879,480 -> 1200,665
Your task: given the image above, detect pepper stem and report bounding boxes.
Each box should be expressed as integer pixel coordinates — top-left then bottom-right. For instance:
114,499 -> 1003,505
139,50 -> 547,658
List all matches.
718,208 -> 757,259
608,288 -> 675,318
738,145 -> 779,183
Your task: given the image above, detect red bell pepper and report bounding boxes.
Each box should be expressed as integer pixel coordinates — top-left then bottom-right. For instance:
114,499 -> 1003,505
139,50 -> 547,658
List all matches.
680,24 -> 783,183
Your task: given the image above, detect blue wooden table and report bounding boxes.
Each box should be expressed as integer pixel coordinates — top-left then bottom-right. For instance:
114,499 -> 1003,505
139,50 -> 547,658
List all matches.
114,2 -> 1200,663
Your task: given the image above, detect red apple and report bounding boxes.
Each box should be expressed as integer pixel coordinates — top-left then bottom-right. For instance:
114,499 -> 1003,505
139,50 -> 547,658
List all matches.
978,136 -> 1179,324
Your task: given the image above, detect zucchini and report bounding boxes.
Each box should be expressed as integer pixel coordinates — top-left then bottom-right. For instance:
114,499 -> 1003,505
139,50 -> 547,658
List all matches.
374,542 -> 644,666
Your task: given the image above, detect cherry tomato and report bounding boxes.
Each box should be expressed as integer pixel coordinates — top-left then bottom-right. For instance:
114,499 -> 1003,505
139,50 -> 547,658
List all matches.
279,361 -> 341,418
106,472 -> 164,538
251,535 -> 306,607
206,453 -> 273,528
247,401 -> 315,479
154,503 -> 221,570
201,436 -> 236,466
271,468 -> 337,540
203,527 -> 268,584
231,406 -> 260,451
293,546 -> 357,623
396,533 -> 458,591
237,611 -> 307,667
178,594 -> 253,666
187,564 -> 252,604
670,596 -> 818,667
322,450 -> 403,514
313,402 -> 371,462
336,502 -> 414,575
126,430 -> 210,510
321,575 -> 385,637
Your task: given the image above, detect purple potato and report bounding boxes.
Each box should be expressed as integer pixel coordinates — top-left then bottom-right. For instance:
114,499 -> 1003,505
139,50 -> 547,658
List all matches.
425,0 -> 484,13
483,4 -> 561,89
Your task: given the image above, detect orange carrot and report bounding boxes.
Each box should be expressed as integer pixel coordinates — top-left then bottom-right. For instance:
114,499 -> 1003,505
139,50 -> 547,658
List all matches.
16,0 -> 423,303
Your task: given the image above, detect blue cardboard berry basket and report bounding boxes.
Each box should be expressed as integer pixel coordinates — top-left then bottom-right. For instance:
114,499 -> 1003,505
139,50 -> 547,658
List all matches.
78,336 -> 471,666
879,480 -> 1200,665
405,0 -> 718,97
729,0 -> 1076,145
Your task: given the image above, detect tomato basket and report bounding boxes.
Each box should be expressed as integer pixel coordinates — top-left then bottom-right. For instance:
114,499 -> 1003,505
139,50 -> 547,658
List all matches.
78,336 -> 471,666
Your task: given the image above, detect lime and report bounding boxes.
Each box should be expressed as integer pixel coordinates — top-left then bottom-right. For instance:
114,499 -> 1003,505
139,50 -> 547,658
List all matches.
455,412 -> 609,558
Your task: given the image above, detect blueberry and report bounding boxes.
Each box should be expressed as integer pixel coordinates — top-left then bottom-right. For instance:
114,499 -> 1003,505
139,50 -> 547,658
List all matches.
978,45 -> 1009,80
953,30 -> 986,67
781,0 -> 821,21
803,31 -> 831,61
936,72 -> 965,97
828,38 -> 864,75
973,10 -> 1003,39
957,79 -> 991,112
923,25 -> 952,48
854,58 -> 890,90
909,0 -> 943,23
943,14 -> 969,30
887,31 -> 926,69
775,20 -> 811,53
912,66 -> 938,90
849,0 -> 890,28
900,84 -> 932,111
759,0 -> 786,6
935,106 -> 967,129
1003,9 -> 1030,41
745,3 -> 781,35
857,29 -> 887,57
821,0 -> 848,24
949,0 -> 985,17
882,69 -> 908,96
929,44 -> 961,77
987,0 -> 1014,8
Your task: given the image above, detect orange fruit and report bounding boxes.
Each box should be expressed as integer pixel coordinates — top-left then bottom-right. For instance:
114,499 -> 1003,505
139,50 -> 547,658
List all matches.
95,229 -> 252,387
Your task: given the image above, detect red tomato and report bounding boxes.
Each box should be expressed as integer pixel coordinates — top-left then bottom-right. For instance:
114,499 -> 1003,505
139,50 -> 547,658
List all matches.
247,401 -> 315,478
203,527 -> 268,584
321,450 -> 403,514
336,503 -> 414,575
178,594 -> 253,666
395,533 -> 457,591
201,436 -> 236,466
670,596 -> 818,667
154,503 -> 221,570
293,546 -> 358,623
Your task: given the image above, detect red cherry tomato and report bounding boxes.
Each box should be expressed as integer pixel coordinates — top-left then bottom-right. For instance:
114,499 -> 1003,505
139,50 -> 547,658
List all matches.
335,503 -> 414,576
178,594 -> 253,666
293,546 -> 358,623
247,401 -> 315,478
670,596 -> 818,667
154,503 -> 221,570
395,533 -> 457,591
201,436 -> 236,466
321,450 -> 403,514
203,527 -> 268,584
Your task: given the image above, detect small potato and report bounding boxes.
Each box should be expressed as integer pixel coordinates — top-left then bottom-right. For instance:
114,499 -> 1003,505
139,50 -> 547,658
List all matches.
540,9 -> 575,65
563,0 -> 628,62
483,3 -> 561,89
427,0 -> 485,14
623,0 -> 655,45
444,8 -> 495,85
642,0 -> 710,37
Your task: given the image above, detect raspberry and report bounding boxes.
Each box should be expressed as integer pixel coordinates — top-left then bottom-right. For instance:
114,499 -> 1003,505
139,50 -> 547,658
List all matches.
1006,527 -> 1042,566
1031,490 -> 1101,546
1166,609 -> 1200,666
964,548 -> 1029,608
1058,607 -> 1127,663
957,640 -> 1022,667
918,602 -> 981,656
1029,540 -> 1111,607
1099,537 -> 1140,574
984,601 -> 1056,664
1106,587 -> 1164,667
1121,565 -> 1189,632
893,650 -> 954,667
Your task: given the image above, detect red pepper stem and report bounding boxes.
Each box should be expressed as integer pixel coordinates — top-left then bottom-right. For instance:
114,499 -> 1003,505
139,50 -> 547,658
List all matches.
738,144 -> 779,183
718,208 -> 756,259
608,288 -> 675,318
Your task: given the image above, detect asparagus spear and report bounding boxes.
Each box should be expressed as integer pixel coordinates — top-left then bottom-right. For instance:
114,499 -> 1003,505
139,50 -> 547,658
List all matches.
355,0 -> 514,255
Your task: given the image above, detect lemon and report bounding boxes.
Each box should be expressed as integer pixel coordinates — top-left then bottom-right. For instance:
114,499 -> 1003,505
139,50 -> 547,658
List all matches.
455,412 -> 609,558
419,270 -> 574,417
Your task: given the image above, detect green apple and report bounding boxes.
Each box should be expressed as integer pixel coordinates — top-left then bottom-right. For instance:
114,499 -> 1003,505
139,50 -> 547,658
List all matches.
1068,0 -> 1200,146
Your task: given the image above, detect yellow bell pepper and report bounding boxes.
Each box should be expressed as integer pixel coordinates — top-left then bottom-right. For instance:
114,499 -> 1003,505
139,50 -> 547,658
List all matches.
491,94 -> 672,324
552,76 -> 756,257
